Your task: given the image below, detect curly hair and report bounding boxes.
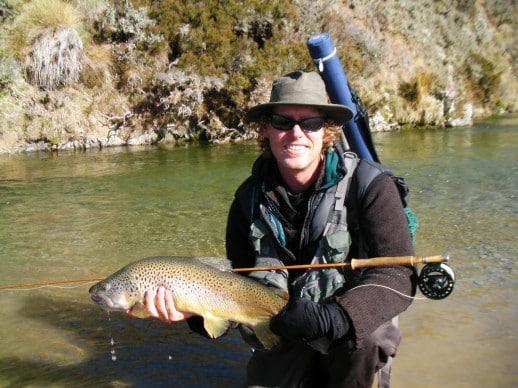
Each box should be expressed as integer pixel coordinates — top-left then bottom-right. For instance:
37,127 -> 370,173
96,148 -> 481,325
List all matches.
252,115 -> 342,159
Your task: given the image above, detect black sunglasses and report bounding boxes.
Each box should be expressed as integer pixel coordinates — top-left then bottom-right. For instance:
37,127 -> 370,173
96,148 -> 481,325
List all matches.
269,114 -> 326,132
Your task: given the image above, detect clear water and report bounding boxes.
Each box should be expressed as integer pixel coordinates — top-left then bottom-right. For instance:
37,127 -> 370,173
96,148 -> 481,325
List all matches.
0,117 -> 516,387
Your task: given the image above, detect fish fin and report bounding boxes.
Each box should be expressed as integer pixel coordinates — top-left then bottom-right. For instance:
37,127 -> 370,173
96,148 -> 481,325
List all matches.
202,316 -> 232,339
253,321 -> 280,350
129,302 -> 151,319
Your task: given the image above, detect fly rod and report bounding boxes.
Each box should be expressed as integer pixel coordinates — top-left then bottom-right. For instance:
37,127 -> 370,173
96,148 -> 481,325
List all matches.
232,255 -> 449,273
1,255 -> 453,299
0,277 -> 106,290
233,254 -> 454,300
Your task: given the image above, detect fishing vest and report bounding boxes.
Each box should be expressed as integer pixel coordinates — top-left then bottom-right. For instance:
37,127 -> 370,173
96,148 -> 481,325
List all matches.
292,151 -> 357,302
235,148 -> 410,303
233,153 -> 338,302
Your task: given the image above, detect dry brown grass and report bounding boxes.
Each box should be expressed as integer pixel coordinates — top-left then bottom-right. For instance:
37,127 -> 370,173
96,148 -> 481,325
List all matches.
9,0 -> 85,89
1,0 -> 516,152
80,42 -> 113,88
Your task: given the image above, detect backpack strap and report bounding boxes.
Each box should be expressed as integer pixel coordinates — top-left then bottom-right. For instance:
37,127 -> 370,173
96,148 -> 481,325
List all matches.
355,158 -> 412,208
347,158 -> 418,257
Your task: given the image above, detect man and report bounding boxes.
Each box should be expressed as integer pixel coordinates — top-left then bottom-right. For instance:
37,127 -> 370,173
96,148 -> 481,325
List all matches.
139,71 -> 417,387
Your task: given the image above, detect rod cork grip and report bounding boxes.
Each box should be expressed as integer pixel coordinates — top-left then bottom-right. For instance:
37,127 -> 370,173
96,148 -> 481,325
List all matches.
350,255 -> 447,270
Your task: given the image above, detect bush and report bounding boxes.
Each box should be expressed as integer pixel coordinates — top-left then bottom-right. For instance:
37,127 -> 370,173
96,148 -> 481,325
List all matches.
465,53 -> 504,107
138,0 -> 310,123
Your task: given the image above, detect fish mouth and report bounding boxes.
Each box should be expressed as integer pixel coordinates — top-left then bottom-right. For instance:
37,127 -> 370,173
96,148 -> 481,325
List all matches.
91,293 -> 117,310
90,292 -> 131,312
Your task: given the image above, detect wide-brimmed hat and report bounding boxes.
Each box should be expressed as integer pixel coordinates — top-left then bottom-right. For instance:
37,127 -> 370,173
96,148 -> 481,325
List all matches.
244,71 -> 353,124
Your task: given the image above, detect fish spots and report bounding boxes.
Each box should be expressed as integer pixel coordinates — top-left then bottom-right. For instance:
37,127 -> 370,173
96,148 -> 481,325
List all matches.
91,256 -> 288,336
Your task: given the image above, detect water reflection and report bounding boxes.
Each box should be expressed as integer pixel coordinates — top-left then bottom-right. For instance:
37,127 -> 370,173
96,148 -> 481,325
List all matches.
0,118 -> 516,386
0,289 -> 249,387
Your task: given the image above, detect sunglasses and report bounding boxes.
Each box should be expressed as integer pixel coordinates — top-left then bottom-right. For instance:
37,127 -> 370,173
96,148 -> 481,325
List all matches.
268,114 -> 326,132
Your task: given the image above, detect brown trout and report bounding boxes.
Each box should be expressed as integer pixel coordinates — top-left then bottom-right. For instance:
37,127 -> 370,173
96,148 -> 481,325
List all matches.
89,256 -> 288,349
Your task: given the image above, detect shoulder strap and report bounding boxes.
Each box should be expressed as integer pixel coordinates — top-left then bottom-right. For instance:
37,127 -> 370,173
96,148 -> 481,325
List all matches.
234,176 -> 257,224
355,159 -> 409,207
348,159 -> 417,251
324,151 -> 357,230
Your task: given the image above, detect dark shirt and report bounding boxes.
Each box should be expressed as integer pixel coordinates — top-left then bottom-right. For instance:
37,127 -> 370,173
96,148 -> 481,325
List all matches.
225,167 -> 417,342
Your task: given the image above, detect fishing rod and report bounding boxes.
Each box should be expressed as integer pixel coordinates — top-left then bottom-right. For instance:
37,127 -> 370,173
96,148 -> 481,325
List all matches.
0,277 -> 105,290
233,254 -> 455,300
232,255 -> 447,272
0,255 -> 454,299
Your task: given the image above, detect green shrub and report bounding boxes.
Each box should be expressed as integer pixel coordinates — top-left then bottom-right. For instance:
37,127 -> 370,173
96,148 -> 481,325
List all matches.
136,0 -> 310,124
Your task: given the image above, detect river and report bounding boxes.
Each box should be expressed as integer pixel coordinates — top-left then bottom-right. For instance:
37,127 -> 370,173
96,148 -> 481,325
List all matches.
0,116 -> 516,387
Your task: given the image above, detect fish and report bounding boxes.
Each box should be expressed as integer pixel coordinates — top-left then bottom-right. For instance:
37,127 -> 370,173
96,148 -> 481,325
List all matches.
89,255 -> 289,349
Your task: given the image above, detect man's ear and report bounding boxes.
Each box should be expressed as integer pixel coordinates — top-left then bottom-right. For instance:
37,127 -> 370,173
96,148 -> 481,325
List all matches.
262,125 -> 270,139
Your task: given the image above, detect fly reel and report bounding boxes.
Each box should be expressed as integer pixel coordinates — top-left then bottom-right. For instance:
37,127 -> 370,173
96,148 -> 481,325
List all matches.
418,262 -> 455,300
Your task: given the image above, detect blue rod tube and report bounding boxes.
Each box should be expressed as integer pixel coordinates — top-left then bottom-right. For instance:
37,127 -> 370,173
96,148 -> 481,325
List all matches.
307,33 -> 375,161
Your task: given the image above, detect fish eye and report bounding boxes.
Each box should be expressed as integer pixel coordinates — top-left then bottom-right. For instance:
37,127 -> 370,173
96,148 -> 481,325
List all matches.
99,283 -> 110,292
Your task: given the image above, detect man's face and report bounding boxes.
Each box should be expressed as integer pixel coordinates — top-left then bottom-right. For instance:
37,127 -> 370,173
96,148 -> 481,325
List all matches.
263,105 -> 326,184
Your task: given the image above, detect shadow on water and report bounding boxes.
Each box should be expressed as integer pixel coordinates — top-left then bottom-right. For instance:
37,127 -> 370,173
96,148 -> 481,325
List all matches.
0,292 -> 250,387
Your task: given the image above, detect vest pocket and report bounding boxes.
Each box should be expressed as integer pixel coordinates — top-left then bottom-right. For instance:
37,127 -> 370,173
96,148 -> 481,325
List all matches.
324,229 -> 351,263
294,268 -> 346,303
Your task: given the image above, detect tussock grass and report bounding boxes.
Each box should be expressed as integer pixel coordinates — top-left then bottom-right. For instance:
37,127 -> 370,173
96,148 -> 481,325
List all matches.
9,0 -> 83,51
9,0 -> 85,89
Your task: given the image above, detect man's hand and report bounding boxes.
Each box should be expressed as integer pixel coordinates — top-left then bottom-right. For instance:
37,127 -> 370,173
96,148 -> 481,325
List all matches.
126,286 -> 196,322
270,297 -> 350,342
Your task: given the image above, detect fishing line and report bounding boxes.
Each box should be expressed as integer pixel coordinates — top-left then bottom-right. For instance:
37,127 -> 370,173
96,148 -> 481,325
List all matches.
0,278 -> 104,291
345,284 -> 428,300
2,281 -> 99,291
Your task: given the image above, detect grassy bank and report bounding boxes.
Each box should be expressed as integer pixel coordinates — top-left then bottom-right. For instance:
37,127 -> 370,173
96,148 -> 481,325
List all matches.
0,0 -> 516,152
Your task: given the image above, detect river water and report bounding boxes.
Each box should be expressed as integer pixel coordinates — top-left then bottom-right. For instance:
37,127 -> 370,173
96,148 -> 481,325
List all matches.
0,116 -> 516,387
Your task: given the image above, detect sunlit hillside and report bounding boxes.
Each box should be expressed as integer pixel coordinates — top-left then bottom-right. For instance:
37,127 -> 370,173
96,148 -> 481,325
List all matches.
0,0 -> 516,152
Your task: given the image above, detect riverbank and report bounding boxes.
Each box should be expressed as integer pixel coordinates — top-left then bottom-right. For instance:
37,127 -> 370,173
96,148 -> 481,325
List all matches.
0,0 -> 516,154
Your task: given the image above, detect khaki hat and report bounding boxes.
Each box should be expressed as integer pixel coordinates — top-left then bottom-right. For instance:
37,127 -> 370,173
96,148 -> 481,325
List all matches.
244,71 -> 353,124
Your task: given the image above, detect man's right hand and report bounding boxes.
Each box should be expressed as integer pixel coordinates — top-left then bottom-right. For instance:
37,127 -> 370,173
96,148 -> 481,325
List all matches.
127,286 -> 196,322
270,297 -> 350,342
